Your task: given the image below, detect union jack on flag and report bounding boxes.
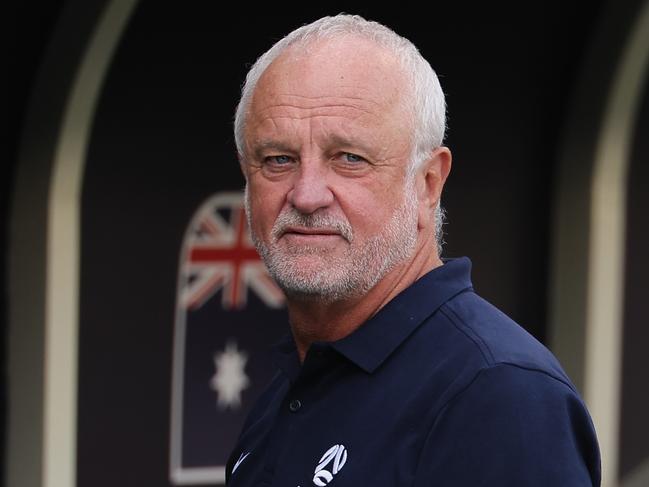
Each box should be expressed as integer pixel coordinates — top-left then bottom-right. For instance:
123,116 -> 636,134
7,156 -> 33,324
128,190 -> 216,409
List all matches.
179,192 -> 284,310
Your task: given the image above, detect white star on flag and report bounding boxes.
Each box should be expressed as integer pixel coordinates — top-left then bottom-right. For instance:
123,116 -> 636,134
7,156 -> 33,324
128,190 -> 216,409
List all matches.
210,340 -> 250,409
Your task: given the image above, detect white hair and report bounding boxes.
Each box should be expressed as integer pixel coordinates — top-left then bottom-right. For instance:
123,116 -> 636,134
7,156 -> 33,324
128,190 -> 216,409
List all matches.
234,14 -> 448,254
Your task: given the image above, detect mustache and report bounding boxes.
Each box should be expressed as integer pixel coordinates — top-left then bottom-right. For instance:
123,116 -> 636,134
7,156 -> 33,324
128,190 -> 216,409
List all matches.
271,208 -> 354,242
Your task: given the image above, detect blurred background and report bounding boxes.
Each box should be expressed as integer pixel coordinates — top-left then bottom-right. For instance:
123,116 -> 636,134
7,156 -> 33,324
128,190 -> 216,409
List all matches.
4,1 -> 648,486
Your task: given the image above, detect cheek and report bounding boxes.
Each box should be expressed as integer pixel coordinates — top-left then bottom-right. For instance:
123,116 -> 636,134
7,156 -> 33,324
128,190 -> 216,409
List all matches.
247,180 -> 288,237
338,185 -> 403,235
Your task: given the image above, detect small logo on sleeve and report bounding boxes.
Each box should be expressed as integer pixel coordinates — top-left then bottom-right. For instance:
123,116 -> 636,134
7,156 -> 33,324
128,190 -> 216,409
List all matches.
312,444 -> 347,486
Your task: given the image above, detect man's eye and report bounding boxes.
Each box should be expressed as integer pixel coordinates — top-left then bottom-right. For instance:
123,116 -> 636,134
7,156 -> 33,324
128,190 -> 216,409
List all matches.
267,155 -> 292,165
343,153 -> 364,163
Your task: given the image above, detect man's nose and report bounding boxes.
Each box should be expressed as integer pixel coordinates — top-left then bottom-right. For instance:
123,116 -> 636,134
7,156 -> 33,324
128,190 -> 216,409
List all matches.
287,161 -> 334,214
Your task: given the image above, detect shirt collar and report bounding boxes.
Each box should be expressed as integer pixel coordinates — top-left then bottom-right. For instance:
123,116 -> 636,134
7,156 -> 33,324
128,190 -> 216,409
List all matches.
274,257 -> 474,378
331,257 -> 473,373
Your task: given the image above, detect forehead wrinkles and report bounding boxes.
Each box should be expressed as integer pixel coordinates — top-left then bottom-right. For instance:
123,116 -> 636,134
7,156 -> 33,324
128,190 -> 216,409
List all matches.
253,88 -> 384,115
247,88 -> 402,142
246,94 -> 387,149
248,109 -> 390,157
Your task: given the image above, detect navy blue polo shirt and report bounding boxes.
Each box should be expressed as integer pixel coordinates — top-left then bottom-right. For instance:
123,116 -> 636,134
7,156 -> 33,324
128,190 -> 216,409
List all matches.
225,257 -> 601,486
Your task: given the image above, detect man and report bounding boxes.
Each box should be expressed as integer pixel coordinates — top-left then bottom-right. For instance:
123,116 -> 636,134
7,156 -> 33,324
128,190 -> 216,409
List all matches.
226,14 -> 600,486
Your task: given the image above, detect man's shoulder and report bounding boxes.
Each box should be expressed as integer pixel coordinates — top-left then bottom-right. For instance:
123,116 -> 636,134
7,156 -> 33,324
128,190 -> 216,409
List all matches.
431,290 -> 573,388
397,289 -> 588,440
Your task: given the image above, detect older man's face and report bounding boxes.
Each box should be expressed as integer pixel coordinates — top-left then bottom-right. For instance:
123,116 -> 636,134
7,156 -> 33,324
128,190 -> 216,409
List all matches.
241,37 -> 421,301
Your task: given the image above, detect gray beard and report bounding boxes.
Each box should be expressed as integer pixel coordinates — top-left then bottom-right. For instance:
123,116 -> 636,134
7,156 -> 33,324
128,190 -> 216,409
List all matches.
245,181 -> 419,304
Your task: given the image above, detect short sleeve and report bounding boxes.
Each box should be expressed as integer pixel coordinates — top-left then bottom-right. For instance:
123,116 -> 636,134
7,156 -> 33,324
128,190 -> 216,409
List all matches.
413,364 -> 601,486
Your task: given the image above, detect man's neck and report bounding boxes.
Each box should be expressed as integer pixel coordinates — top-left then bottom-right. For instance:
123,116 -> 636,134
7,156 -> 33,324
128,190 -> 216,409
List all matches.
286,241 -> 442,362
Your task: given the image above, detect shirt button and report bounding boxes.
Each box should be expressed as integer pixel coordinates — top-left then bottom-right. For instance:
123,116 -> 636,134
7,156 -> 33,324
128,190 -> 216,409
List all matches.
289,399 -> 302,412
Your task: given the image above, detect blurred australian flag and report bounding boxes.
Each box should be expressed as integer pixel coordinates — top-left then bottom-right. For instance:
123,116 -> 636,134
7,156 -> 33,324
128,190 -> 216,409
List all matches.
170,191 -> 287,485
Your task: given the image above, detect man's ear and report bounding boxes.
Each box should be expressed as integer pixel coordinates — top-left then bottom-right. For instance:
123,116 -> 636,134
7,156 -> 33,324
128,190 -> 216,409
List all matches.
417,146 -> 452,228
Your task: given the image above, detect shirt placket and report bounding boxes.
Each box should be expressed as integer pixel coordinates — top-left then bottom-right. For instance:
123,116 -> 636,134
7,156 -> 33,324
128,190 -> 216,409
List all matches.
262,344 -> 337,487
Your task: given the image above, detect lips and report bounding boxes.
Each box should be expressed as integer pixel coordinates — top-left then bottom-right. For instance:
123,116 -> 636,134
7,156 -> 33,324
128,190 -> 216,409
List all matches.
278,226 -> 349,246
282,226 -> 341,237
269,209 -> 354,242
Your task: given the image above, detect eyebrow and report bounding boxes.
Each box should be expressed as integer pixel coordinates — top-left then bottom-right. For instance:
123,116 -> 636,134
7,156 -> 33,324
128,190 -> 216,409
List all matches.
326,134 -> 372,153
250,134 -> 375,159
250,140 -> 296,159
